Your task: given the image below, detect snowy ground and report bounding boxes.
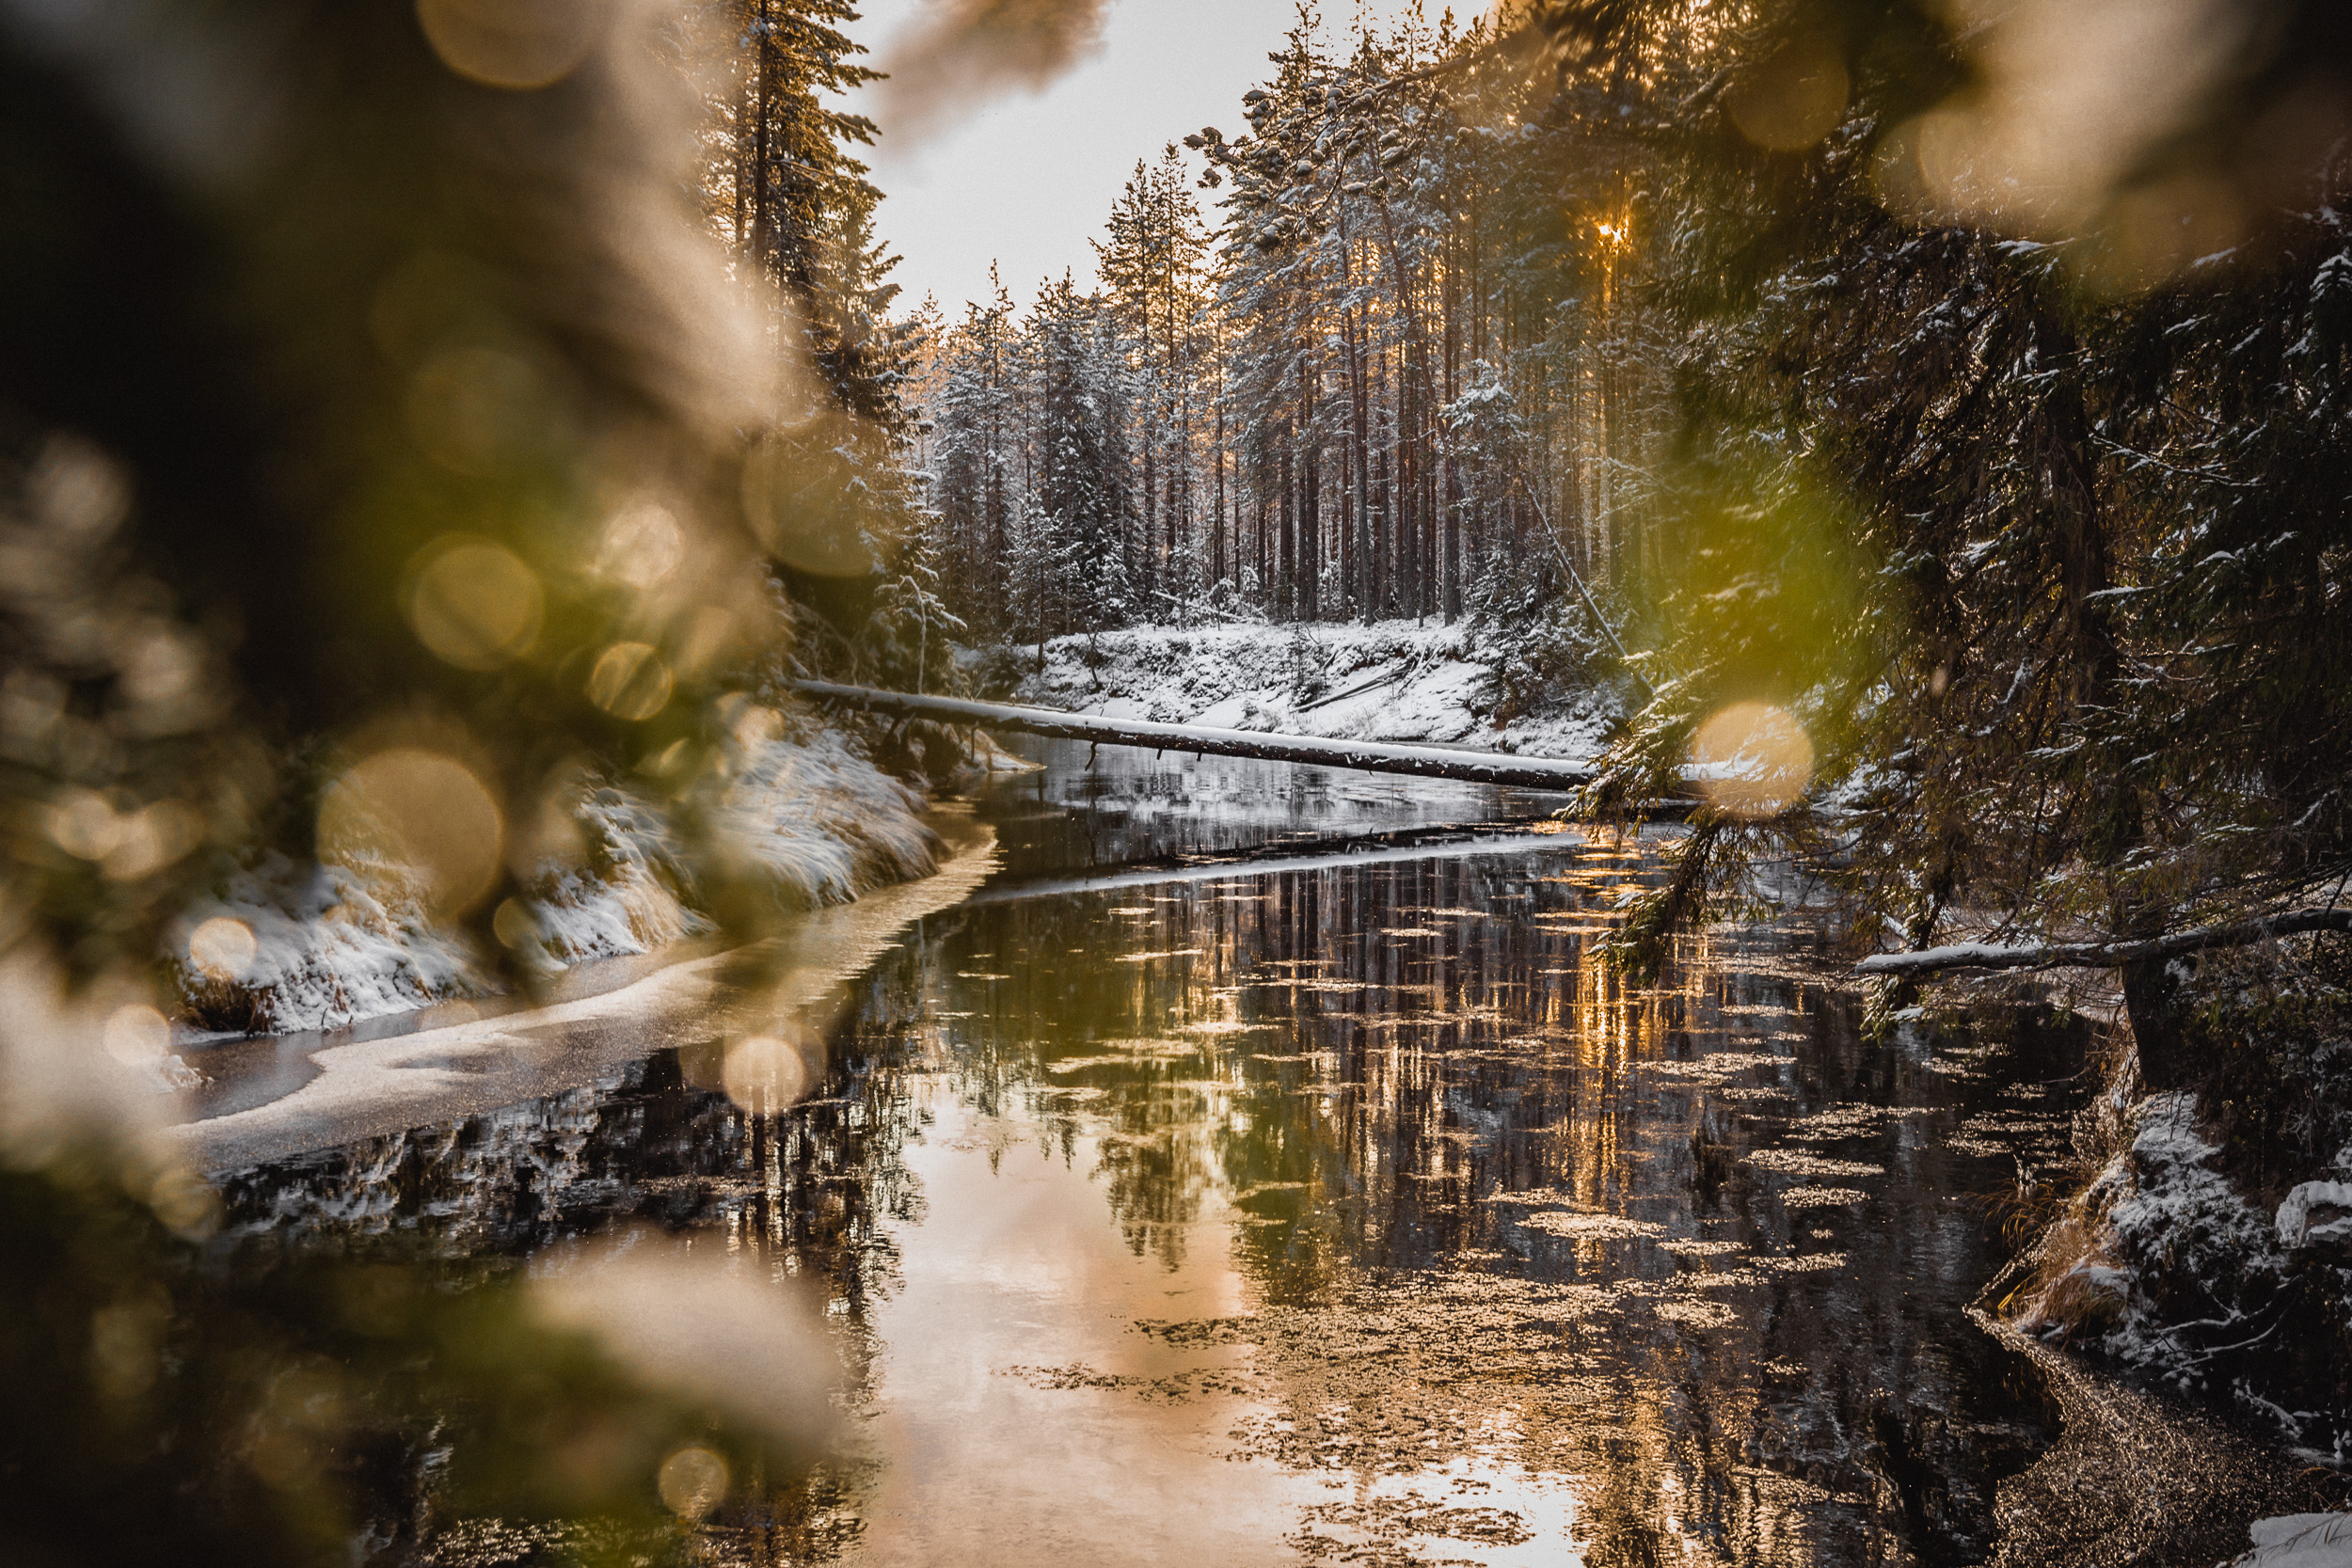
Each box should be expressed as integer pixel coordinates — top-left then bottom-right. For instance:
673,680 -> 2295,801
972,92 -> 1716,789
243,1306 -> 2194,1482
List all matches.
1011,618 -> 1617,762
167,720 -> 942,1041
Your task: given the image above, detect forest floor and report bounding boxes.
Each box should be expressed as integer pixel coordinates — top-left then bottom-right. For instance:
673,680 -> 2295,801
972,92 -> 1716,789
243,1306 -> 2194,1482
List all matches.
1006,617 -> 1620,763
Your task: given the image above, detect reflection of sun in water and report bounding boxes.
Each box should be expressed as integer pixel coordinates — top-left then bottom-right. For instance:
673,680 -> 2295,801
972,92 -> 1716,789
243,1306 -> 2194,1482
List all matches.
1688,703 -> 1814,819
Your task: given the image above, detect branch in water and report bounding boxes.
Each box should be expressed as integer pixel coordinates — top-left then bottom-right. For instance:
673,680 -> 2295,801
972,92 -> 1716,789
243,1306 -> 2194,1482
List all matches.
1855,909 -> 2352,976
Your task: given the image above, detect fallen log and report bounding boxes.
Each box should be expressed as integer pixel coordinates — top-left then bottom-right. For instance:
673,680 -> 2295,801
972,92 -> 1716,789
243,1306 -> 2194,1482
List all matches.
1855,908 -> 2352,977
787,679 -> 1601,792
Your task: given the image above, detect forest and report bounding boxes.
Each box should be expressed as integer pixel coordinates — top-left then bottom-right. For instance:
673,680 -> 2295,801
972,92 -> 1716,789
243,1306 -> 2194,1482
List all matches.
904,0 -> 2352,1051
4,0 -> 2352,1561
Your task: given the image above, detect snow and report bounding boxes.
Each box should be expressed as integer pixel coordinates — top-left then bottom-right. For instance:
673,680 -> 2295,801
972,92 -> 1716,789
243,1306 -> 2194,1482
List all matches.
171,853 -> 485,1037
2057,1091 -> 2318,1444
168,723 -> 943,1039
2229,1513 -> 2352,1567
2104,1094 -> 2282,1307
2277,1180 -> 2352,1253
710,724 -> 943,905
1013,618 -> 1615,761
175,813 -> 998,1169
1854,940 -> 2036,974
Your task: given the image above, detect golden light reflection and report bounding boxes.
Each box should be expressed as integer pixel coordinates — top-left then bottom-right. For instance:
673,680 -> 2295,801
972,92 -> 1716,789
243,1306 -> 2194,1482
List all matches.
415,0 -> 610,91
49,791 -> 202,880
1724,37 -> 1849,152
188,917 -> 259,982
403,537 -> 544,671
722,1032 -> 812,1117
731,702 -> 783,751
1688,703 -> 1814,820
587,641 -> 675,721
317,748 -> 505,917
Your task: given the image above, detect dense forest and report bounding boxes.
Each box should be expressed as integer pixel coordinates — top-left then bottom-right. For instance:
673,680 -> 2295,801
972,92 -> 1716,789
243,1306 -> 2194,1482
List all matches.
905,0 -> 2352,1033
912,11 -> 1660,641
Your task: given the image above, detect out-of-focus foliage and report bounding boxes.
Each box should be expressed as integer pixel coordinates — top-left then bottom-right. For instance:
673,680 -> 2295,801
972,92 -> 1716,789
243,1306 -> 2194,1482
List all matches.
0,0 -> 924,1558
0,1142 -> 829,1568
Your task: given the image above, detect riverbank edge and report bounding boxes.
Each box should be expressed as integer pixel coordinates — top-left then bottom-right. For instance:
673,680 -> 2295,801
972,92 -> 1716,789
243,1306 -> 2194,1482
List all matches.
170,808 -> 999,1172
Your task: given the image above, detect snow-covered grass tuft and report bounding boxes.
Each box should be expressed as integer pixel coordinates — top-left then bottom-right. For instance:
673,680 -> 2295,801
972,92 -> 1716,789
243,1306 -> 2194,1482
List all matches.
174,853 -> 484,1037
711,723 -> 939,907
2096,1092 -> 2289,1382
525,786 -> 710,967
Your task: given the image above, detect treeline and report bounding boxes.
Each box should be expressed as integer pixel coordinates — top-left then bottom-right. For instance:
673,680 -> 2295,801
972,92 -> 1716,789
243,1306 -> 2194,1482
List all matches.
910,12 -> 1673,645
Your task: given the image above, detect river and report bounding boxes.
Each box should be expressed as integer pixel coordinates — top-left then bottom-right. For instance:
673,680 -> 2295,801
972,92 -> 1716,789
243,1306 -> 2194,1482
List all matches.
201,741 -> 2118,1566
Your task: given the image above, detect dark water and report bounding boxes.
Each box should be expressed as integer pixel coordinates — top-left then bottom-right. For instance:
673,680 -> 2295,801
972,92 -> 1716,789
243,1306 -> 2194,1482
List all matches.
217,744 -> 2092,1566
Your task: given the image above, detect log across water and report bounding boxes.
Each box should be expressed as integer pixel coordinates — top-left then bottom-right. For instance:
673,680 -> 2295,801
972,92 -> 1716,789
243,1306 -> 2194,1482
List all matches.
788,680 -> 1599,793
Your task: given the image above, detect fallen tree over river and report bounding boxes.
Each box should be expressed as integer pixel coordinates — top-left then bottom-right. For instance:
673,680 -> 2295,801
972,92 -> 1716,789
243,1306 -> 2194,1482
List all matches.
788,680 -> 1605,792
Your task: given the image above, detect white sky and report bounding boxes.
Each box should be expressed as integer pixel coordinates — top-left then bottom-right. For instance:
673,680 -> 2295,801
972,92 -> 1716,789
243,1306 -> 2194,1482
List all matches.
840,0 -> 1435,318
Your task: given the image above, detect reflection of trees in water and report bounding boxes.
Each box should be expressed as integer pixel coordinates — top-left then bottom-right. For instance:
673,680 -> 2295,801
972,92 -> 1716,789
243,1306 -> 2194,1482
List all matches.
214,833 -> 2085,1564
216,960 -> 954,1325
214,968 -> 958,1561
917,843 -> 2084,1564
223,1062 -> 915,1324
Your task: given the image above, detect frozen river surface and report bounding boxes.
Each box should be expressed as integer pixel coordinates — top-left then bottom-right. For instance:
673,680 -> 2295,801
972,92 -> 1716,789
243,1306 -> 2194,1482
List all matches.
206,743 -> 2131,1565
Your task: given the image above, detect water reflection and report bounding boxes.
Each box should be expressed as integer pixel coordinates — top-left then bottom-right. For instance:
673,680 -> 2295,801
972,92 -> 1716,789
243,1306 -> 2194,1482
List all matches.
218,750 -> 2085,1565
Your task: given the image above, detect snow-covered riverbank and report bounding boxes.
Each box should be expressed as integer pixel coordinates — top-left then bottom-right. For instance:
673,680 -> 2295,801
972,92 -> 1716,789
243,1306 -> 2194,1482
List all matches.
168,721 -> 944,1042
1009,617 -> 1619,762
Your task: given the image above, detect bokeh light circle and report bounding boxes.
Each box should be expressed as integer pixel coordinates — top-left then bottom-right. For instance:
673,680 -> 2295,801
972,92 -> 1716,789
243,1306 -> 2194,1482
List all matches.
416,0 -> 608,90
657,1446 -> 729,1519
405,537 -> 544,671
188,917 -> 260,982
102,1005 -> 171,1065
587,641 -> 675,722
600,501 -> 685,590
318,749 -> 505,916
1689,703 -> 1815,819
722,1034 -> 811,1117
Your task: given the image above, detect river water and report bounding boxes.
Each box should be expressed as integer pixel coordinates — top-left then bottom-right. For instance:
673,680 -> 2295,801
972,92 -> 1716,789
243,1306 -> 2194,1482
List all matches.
212,743 -> 2100,1566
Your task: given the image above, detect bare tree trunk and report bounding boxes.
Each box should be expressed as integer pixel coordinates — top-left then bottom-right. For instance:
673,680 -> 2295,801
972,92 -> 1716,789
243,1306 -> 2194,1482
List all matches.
1300,356 -> 1320,621
1279,438 -> 1295,622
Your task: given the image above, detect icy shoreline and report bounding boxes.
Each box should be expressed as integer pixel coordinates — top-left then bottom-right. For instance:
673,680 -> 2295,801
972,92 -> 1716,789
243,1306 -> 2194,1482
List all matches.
172,810 -> 999,1171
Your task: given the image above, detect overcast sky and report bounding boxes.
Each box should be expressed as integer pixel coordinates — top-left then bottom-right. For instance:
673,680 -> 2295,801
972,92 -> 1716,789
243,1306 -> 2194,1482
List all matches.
838,0 -> 1432,318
